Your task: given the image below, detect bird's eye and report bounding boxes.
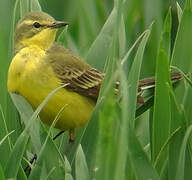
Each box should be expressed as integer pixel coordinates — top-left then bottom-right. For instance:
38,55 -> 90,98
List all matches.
33,22 -> 41,28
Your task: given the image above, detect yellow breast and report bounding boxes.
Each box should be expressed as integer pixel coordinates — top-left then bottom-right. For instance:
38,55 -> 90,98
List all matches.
7,46 -> 95,130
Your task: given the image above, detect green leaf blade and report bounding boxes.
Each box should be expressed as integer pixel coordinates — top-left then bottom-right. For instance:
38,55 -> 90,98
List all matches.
151,9 -> 172,173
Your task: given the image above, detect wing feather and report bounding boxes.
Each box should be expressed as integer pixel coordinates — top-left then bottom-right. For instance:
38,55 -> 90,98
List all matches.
46,43 -> 104,100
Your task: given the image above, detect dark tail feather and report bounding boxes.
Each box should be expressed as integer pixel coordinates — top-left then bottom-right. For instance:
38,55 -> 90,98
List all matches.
138,71 -> 183,91
137,72 -> 183,104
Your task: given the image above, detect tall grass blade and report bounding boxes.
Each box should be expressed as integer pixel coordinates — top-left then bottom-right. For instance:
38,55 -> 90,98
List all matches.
128,127 -> 160,180
28,105 -> 66,180
10,94 -> 42,152
172,0 -> 192,72
171,0 -> 192,140
30,0 -> 42,11
86,8 -> 117,70
65,156 -> 73,180
0,130 -> 15,147
175,125 -> 192,180
124,24 -> 159,180
112,66 -> 128,180
4,132 -> 29,179
20,0 -> 29,17
127,28 -> 151,127
80,97 -> 104,175
28,135 -> 65,180
75,145 -> 90,180
151,9 -> 172,172
0,164 -> 5,180
5,85 -> 65,179
167,78 -> 185,180
176,2 -> 183,22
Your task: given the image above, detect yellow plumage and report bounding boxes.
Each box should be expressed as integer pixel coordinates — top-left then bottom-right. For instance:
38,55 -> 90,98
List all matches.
8,44 -> 95,130
8,12 -> 99,131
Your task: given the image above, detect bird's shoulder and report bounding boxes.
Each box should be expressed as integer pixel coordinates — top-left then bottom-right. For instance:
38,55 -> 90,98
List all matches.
46,43 -> 91,72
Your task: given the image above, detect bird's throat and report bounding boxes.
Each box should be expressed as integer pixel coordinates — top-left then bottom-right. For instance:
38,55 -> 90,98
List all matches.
14,28 -> 57,53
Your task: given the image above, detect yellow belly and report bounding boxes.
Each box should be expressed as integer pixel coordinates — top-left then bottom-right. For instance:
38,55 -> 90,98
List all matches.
7,46 -> 95,130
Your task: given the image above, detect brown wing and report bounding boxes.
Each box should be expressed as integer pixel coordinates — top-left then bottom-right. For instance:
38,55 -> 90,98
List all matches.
46,43 -> 104,101
57,67 -> 104,100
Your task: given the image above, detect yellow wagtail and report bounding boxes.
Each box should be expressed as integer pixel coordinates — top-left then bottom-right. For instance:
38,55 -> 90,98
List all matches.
7,11 -> 182,140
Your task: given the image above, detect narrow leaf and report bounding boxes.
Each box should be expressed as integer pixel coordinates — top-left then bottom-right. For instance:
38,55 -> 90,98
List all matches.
127,28 -> 151,127
175,125 -> 192,180
75,145 -> 90,180
152,9 -> 172,172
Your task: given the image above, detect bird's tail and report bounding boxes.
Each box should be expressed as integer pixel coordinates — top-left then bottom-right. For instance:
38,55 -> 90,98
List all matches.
138,71 -> 183,92
137,72 -> 184,104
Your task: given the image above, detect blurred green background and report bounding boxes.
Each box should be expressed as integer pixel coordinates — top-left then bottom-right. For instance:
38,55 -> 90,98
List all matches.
1,0 -> 192,180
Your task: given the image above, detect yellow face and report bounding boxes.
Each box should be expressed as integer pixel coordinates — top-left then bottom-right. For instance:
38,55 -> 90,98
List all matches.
14,11 -> 68,52
19,20 -> 57,50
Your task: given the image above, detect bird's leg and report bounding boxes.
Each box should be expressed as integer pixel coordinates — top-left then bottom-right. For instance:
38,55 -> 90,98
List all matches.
69,129 -> 75,143
65,129 -> 75,155
24,130 -> 65,174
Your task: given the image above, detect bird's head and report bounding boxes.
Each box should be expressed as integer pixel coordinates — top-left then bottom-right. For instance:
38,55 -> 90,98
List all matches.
14,11 -> 68,52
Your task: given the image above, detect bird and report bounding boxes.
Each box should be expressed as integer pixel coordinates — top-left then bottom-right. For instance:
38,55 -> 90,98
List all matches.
7,11 -> 182,141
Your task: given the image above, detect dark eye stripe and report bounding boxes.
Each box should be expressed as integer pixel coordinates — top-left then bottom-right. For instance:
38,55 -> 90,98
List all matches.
33,22 -> 41,28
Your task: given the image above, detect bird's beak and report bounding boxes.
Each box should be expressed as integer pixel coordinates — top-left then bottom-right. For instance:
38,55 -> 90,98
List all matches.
48,21 -> 69,29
